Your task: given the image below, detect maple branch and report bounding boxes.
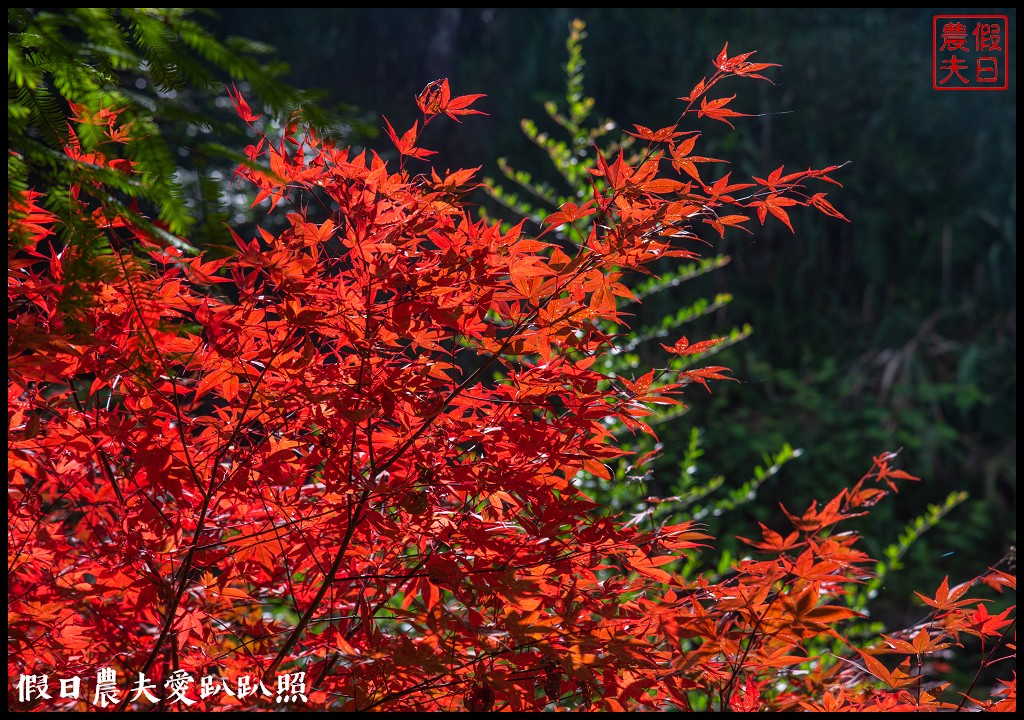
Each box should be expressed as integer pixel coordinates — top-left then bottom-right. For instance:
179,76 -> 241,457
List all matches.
371,224 -> 613,477
263,489 -> 371,682
359,636 -> 553,710
717,570 -> 793,710
954,617 -> 1017,712
67,380 -> 125,505
114,248 -> 206,494
265,264 -> 381,682
116,324 -> 293,710
311,553 -> 430,693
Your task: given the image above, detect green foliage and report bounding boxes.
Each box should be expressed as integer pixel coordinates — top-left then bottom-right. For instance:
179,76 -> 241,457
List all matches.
8,7 -> 372,254
857,490 -> 970,612
483,20 -> 621,222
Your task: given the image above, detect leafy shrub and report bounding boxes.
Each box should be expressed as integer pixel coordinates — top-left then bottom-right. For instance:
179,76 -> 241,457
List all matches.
8,44 -> 1014,711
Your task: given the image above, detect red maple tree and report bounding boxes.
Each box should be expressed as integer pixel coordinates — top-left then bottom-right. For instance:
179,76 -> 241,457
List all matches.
8,46 -> 1015,711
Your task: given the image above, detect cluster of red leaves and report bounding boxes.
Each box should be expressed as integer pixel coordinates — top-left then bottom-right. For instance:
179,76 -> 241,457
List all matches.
8,46 -> 1014,711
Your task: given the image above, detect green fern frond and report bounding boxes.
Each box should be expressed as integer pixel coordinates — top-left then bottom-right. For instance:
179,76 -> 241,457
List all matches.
8,6 -> 367,260
854,490 -> 970,612
16,85 -> 67,145
691,444 -> 801,521
632,256 -> 733,301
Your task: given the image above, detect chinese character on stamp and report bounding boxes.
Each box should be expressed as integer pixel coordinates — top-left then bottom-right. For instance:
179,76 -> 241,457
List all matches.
933,15 -> 1009,90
